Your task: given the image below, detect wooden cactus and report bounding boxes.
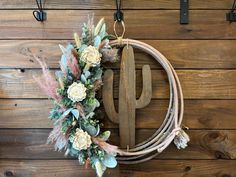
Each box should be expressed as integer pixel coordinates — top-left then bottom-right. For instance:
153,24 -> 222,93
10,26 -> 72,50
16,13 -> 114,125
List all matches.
103,46 -> 152,148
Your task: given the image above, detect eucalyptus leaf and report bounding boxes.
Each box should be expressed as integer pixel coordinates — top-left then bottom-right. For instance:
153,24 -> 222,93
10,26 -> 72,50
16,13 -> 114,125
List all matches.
79,44 -> 88,52
80,74 -> 87,83
71,109 -> 80,119
102,154 -> 117,168
85,112 -> 95,119
61,108 -> 73,118
84,124 -> 97,136
69,147 -> 80,156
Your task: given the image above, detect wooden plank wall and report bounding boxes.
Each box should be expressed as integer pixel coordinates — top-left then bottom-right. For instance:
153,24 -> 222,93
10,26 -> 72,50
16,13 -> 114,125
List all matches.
0,0 -> 236,176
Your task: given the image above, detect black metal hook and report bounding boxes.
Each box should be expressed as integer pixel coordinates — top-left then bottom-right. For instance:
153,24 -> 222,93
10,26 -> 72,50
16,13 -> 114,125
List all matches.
114,0 -> 123,22
226,0 -> 236,22
33,0 -> 46,22
180,0 -> 189,24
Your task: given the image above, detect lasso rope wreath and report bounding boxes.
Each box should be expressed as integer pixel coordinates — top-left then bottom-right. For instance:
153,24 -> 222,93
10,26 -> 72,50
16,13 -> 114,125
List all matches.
35,17 -> 189,177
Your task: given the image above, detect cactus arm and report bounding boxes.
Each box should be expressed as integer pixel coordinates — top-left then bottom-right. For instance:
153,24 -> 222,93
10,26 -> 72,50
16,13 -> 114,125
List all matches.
136,65 -> 152,109
102,69 -> 119,124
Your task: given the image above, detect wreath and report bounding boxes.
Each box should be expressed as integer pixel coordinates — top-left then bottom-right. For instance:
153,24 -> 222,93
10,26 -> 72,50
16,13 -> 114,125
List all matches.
35,17 -> 190,177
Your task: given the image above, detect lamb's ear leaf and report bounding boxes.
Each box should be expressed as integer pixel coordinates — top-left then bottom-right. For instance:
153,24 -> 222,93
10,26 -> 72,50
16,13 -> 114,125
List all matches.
102,154 -> 117,168
84,124 -> 97,136
94,160 -> 106,177
99,131 -> 111,141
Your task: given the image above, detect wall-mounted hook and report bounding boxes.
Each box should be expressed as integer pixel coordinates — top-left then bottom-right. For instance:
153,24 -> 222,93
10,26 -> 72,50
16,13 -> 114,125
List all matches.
33,0 -> 46,22
226,0 -> 236,22
180,0 -> 189,24
114,0 -> 124,22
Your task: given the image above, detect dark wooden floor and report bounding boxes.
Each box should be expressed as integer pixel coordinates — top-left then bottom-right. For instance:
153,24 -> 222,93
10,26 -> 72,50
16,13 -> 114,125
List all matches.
0,0 -> 236,177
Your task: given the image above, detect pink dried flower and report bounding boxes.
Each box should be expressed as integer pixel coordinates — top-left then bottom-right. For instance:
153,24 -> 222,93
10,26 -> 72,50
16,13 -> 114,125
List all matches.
47,119 -> 68,151
33,57 -> 61,102
92,137 -> 121,156
76,102 -> 85,117
67,49 -> 81,79
84,158 -> 91,169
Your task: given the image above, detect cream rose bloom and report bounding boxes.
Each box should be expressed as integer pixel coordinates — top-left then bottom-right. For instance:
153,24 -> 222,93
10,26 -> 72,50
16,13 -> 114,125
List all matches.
71,128 -> 92,151
81,45 -> 101,66
67,82 -> 86,102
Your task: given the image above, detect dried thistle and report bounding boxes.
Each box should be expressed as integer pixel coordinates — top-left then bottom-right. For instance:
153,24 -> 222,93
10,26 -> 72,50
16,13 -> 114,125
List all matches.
101,48 -> 120,63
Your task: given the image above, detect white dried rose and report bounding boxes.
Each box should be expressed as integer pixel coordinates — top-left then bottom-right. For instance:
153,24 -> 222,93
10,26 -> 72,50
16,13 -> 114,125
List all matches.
70,128 -> 92,151
81,45 -> 101,66
67,82 -> 86,102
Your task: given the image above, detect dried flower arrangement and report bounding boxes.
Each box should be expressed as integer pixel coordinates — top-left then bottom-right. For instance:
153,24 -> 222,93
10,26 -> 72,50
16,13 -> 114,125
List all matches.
35,17 -> 120,177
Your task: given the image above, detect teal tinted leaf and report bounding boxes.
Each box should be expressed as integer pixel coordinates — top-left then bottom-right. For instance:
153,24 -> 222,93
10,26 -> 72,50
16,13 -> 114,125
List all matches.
62,108 -> 73,118
93,35 -> 101,47
80,74 -> 87,83
55,71 -> 64,78
60,55 -> 67,70
102,154 -> 117,168
79,44 -> 88,52
66,43 -> 74,50
71,109 -> 80,119
84,71 -> 91,78
69,147 -> 80,156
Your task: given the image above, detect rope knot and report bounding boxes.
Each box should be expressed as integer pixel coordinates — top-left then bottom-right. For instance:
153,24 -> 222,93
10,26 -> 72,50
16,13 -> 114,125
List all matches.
173,128 -> 190,149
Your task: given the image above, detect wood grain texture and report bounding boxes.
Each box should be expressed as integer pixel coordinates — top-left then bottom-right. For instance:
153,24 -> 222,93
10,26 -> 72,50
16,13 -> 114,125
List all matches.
1,159 -> 236,177
0,69 -> 235,99
1,99 -> 236,129
0,0 -> 233,9
0,10 -> 236,39
1,40 -> 236,69
1,129 -> 236,160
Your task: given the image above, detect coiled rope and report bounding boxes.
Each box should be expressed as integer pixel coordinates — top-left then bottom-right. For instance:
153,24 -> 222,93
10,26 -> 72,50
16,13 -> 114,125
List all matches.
109,39 -> 189,164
